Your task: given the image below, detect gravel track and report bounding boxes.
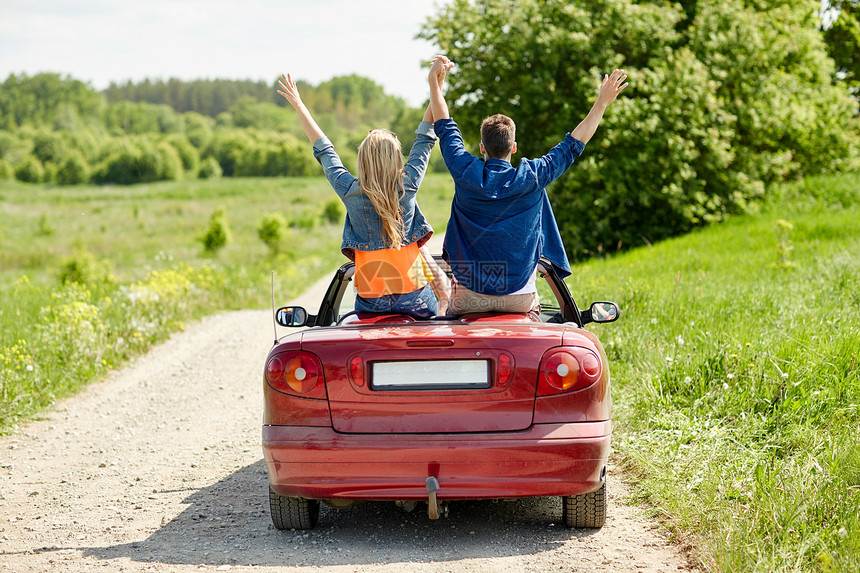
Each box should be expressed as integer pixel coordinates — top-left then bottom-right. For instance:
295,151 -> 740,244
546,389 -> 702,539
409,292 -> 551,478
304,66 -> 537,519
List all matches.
0,277 -> 694,572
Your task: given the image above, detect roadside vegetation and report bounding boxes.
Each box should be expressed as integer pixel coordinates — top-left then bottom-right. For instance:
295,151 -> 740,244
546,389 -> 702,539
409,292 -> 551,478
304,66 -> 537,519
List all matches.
0,173 -> 456,433
2,170 -> 856,572
2,1 -> 859,571
570,172 -> 860,572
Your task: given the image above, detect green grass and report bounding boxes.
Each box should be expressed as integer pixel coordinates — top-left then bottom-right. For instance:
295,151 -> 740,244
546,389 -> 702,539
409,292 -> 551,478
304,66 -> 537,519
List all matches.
568,172 -> 860,572
0,172 -> 456,432
2,169 -> 858,571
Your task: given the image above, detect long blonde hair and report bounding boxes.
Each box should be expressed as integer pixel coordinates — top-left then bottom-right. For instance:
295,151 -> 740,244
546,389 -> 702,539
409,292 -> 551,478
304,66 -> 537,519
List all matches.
356,130 -> 405,249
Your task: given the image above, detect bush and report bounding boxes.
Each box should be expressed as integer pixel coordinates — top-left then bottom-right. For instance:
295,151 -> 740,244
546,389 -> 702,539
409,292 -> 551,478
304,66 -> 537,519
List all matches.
183,111 -> 214,149
94,144 -> 138,185
258,212 -> 288,255
156,141 -> 183,181
36,213 -> 55,236
201,207 -> 231,253
322,198 -> 344,224
14,155 -> 45,183
203,131 -> 254,176
289,209 -> 318,230
95,139 -> 171,185
0,159 -> 13,180
32,131 -> 68,164
198,156 -> 222,179
57,249 -> 115,288
136,143 -> 164,182
164,134 -> 200,174
55,152 -> 90,185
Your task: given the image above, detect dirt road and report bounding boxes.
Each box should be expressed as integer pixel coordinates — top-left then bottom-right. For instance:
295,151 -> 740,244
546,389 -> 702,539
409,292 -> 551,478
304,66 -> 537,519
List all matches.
1,271 -> 693,572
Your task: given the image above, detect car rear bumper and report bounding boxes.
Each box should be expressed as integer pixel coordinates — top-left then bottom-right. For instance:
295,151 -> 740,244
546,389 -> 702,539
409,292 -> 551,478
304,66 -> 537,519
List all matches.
263,421 -> 611,500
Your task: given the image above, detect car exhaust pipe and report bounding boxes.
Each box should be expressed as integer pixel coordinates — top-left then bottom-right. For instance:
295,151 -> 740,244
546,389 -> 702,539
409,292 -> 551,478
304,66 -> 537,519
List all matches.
425,476 -> 447,520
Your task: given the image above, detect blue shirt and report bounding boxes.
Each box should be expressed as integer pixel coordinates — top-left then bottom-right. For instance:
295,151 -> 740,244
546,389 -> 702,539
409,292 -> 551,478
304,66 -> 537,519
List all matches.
312,121 -> 437,257
434,118 -> 584,295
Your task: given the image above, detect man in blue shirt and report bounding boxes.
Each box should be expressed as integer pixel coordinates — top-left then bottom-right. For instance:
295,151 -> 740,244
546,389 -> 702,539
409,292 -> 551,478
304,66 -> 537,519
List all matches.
428,56 -> 628,315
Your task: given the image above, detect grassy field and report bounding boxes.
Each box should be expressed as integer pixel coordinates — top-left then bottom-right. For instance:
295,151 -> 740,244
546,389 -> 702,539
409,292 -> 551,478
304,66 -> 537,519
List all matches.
2,168 -> 858,571
0,172 -> 456,432
569,173 -> 860,572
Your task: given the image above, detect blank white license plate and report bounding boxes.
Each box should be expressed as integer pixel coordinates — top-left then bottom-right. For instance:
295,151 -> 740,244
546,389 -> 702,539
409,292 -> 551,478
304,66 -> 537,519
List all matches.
371,360 -> 490,390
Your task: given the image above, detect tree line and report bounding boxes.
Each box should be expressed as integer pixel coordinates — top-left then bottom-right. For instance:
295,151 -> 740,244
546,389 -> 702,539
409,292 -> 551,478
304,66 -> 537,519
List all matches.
0,72 -> 413,186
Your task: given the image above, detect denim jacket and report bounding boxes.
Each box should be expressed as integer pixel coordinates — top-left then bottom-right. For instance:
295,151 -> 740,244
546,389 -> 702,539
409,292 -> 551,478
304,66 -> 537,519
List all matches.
312,122 -> 437,258
435,118 -> 582,295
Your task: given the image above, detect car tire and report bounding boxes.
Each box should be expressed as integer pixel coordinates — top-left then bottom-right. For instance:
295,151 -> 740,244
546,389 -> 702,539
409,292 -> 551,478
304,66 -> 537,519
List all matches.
562,480 -> 606,528
269,485 -> 320,530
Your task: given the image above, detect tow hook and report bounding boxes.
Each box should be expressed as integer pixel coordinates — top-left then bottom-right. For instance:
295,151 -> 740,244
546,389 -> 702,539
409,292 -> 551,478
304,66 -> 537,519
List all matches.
425,477 -> 448,519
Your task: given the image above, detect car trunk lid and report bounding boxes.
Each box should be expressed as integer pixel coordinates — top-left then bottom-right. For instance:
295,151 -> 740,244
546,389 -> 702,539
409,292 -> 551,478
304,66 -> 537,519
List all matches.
301,320 -> 562,433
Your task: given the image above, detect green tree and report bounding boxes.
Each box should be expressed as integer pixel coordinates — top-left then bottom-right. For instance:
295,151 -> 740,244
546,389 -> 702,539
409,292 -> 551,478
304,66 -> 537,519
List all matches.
0,73 -> 104,129
822,0 -> 860,92
32,130 -> 68,164
156,141 -> 183,181
203,131 -> 255,176
94,139 -> 167,185
103,101 -> 182,135
0,159 -> 14,180
14,155 -> 45,183
198,156 -> 222,179
56,152 -> 90,185
422,0 -> 860,259
182,111 -> 214,148
164,134 -> 200,174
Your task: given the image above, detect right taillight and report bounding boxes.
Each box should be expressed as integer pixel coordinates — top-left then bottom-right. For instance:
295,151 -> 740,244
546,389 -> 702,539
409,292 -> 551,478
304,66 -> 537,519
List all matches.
537,347 -> 602,396
496,352 -> 514,387
348,355 -> 365,387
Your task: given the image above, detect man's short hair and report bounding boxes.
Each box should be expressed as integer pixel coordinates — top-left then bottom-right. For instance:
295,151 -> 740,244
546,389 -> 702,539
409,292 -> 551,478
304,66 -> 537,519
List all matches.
480,114 -> 516,159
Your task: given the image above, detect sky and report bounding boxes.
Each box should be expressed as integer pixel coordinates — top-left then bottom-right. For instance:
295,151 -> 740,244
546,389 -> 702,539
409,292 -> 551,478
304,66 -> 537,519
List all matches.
0,0 -> 447,107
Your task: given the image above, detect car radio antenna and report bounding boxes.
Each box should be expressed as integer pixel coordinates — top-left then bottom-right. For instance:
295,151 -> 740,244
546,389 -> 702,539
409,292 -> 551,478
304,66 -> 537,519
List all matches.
271,271 -> 278,346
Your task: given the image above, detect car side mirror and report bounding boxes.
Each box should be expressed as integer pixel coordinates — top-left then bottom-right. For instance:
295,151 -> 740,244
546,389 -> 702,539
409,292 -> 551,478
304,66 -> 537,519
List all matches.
276,306 -> 310,327
585,302 -> 619,324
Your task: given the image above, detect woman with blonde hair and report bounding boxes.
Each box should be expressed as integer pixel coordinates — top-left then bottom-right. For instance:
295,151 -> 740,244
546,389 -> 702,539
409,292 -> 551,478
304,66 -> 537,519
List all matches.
278,69 -> 450,317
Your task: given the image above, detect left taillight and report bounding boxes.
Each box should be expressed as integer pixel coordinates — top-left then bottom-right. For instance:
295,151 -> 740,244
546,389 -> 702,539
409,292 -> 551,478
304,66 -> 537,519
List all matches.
265,350 -> 326,398
537,347 -> 602,396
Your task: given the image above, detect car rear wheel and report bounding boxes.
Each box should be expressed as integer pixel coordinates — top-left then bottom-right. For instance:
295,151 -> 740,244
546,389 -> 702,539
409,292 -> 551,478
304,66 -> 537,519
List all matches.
269,485 -> 320,530
562,480 -> 606,528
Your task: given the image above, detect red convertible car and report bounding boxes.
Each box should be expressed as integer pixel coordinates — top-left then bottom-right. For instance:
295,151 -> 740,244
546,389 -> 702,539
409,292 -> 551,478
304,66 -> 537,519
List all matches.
263,257 -> 618,530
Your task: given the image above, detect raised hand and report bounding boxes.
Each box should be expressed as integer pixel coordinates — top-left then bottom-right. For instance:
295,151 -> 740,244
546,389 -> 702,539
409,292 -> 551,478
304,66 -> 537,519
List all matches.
276,72 -> 325,143
429,55 -> 455,86
277,73 -> 303,110
596,69 -> 628,108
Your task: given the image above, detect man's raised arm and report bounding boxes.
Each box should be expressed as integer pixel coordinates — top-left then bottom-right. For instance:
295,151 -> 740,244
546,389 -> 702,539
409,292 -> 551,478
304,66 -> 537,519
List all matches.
570,69 -> 628,144
429,55 -> 454,121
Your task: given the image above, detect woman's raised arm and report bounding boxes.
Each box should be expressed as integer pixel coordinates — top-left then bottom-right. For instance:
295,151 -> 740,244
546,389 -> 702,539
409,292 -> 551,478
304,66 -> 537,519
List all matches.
277,73 -> 326,144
